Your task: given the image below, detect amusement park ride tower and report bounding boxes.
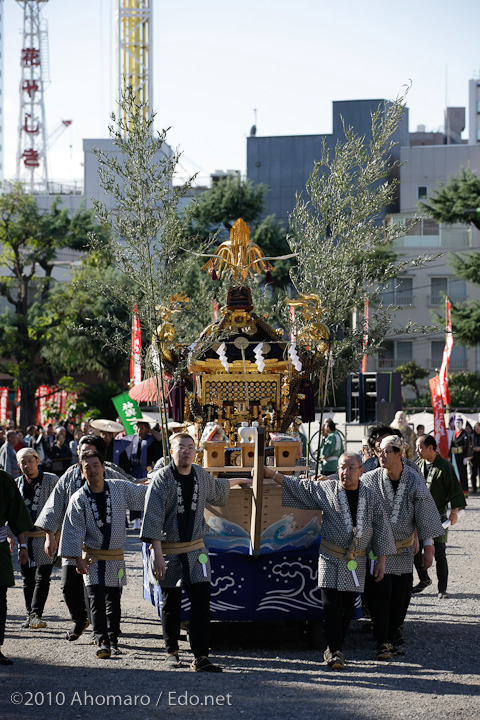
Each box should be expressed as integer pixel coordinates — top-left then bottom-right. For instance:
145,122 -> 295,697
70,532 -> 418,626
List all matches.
117,0 -> 153,122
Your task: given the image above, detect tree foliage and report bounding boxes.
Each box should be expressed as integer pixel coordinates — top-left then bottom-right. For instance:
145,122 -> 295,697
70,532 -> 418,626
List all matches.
88,90 -> 202,349
287,91 -> 431,387
187,175 -> 267,236
395,360 -> 429,399
0,184 -> 110,427
436,251 -> 480,347
37,257 -> 133,382
420,166 -> 480,231
419,166 -> 480,345
83,89 -> 211,450
448,372 -> 480,408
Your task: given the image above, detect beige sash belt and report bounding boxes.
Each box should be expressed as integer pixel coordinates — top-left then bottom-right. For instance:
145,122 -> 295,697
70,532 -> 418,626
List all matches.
82,546 -> 124,565
161,538 -> 205,555
25,529 -> 46,538
395,532 -> 415,554
320,538 -> 366,562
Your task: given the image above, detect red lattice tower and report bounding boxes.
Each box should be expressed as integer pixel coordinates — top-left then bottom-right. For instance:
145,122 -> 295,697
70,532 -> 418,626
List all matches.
16,0 -> 49,193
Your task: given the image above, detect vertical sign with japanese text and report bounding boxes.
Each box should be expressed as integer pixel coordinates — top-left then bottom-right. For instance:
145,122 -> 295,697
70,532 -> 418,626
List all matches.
362,298 -> 369,373
439,297 -> 453,406
429,376 -> 449,459
112,392 -> 142,435
130,305 -> 142,386
0,388 -> 8,424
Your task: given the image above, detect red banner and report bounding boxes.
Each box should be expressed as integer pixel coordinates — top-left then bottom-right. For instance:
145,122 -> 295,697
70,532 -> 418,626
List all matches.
130,305 -> 142,386
212,300 -> 219,322
15,388 -> 21,426
0,388 -> 8,424
35,385 -> 50,425
439,297 -> 453,406
429,376 -> 449,459
362,298 -> 369,373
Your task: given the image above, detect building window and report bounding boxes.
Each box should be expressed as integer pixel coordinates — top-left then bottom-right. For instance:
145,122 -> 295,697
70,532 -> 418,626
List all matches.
429,277 -> 466,306
396,341 -> 413,364
380,277 -> 413,306
377,340 -> 412,369
378,341 -> 394,369
431,341 -> 466,371
406,217 -> 438,236
417,186 -> 428,200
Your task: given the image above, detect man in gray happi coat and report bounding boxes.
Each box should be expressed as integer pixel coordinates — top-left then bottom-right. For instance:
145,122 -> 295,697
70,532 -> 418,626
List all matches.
14,448 -> 58,629
362,435 -> 444,660
141,432 -> 240,673
59,451 -> 147,659
36,434 -> 136,641
265,452 -> 396,670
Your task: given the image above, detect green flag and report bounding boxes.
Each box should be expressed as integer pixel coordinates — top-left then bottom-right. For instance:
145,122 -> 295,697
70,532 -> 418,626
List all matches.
112,392 -> 142,435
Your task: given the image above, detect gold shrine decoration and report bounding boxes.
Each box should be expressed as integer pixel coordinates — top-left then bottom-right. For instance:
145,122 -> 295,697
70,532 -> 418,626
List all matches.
202,374 -> 281,410
201,218 -> 269,285
287,292 -> 330,354
151,293 -> 190,365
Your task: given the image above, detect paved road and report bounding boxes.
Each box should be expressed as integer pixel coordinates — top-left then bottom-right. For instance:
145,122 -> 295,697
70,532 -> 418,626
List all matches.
1,496 -> 479,720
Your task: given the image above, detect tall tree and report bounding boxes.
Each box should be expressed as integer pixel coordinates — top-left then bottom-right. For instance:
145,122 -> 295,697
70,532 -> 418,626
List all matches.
0,184 -> 110,427
438,251 -> 480,346
287,91 -> 432,391
420,166 -> 480,231
420,166 -> 480,345
84,89 -> 206,452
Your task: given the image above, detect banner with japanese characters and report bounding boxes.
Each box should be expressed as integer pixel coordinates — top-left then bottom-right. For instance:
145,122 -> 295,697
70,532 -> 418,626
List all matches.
0,388 -> 8,424
112,392 -> 143,435
362,298 -> 369,373
130,305 -> 142,386
429,376 -> 449,459
15,388 -> 21,426
439,297 -> 453,406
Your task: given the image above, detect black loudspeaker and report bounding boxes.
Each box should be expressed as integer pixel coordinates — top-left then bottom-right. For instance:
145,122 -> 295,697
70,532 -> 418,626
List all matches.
347,372 -> 402,423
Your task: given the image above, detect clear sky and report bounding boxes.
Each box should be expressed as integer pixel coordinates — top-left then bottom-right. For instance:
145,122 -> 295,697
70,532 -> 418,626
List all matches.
3,0 -> 480,187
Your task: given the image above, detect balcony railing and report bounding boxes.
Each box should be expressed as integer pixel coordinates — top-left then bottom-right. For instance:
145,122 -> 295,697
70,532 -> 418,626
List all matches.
428,295 -> 466,307
377,357 -> 404,369
391,214 -> 473,249
428,358 -> 467,371
379,294 -> 414,307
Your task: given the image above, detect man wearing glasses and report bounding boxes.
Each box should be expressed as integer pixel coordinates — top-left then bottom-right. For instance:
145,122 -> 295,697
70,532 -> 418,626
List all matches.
141,432 -> 244,673
362,435 -> 443,660
265,452 -> 395,670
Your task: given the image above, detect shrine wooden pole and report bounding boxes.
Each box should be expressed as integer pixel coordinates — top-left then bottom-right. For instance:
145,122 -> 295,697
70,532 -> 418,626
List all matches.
250,426 -> 265,555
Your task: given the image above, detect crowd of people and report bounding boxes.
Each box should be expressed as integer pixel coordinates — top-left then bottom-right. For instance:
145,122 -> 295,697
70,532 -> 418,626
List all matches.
0,412 -> 470,674
0,420 -> 91,478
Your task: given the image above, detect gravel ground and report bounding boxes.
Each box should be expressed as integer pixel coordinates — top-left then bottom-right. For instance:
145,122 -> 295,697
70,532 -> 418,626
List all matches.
1,496 -> 479,720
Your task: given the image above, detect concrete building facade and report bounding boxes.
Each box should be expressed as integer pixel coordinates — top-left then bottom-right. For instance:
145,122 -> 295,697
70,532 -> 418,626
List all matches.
247,99 -> 408,227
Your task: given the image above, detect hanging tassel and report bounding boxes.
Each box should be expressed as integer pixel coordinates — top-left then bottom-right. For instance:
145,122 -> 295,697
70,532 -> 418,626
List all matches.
211,259 -> 218,281
265,262 -> 273,284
